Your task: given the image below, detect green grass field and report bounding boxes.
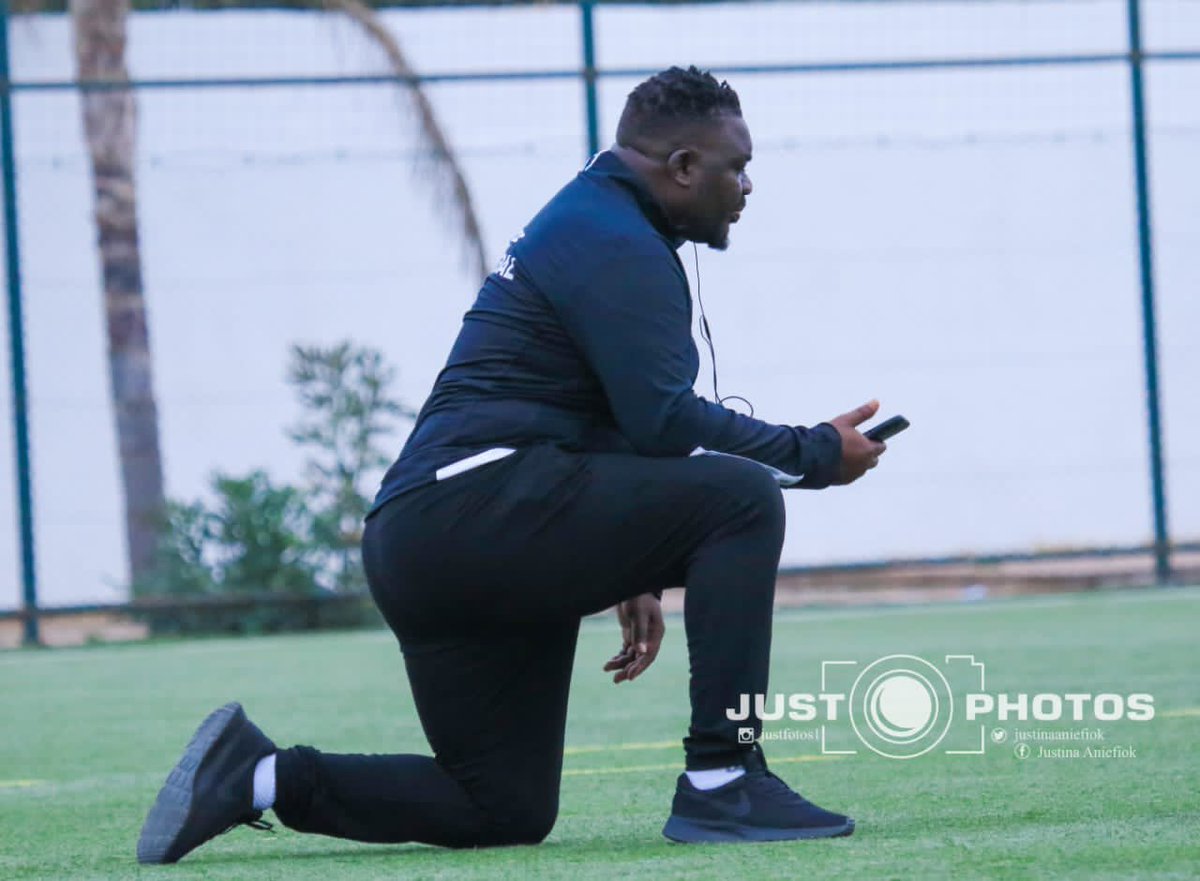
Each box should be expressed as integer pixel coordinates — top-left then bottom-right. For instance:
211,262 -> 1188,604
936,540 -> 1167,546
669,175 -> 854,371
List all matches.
2,587 -> 1198,880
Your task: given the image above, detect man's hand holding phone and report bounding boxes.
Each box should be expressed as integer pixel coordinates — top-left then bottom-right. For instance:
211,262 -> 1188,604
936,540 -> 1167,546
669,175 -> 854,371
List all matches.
828,399 -> 893,485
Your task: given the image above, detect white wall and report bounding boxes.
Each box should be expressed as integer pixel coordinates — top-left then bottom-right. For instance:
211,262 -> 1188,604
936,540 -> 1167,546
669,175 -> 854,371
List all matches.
2,1 -> 1197,607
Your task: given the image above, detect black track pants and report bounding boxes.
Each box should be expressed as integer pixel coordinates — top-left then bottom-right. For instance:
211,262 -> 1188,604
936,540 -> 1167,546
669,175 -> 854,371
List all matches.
274,443 -> 787,846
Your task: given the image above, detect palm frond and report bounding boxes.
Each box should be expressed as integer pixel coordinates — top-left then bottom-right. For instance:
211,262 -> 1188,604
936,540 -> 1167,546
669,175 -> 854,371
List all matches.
325,0 -> 490,280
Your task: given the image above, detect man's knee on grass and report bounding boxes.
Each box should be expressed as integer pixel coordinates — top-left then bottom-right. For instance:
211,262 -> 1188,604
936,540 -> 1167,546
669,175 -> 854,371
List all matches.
475,799 -> 558,847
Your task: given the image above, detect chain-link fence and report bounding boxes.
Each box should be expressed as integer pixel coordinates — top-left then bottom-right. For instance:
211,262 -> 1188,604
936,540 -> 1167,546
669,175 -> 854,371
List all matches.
3,1 -> 1199,633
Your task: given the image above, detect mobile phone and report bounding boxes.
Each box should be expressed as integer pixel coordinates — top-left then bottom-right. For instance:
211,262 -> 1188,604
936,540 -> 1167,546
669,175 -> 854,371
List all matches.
863,415 -> 910,442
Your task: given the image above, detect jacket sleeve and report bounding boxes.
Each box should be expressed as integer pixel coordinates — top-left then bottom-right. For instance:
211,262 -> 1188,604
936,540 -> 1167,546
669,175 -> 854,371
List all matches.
544,243 -> 843,489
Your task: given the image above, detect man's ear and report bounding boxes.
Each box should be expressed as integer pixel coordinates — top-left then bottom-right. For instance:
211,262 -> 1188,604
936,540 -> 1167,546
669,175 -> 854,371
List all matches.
666,147 -> 696,187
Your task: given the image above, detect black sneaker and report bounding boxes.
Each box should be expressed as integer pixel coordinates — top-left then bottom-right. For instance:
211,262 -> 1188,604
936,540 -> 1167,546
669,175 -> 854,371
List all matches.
662,748 -> 855,843
136,702 -> 277,864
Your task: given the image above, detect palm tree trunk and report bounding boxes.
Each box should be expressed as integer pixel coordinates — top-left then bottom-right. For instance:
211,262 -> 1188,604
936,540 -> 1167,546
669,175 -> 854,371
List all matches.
71,0 -> 164,589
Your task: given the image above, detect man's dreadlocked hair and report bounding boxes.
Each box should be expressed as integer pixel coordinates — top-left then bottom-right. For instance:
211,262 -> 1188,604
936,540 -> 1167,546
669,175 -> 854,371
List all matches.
616,66 -> 741,146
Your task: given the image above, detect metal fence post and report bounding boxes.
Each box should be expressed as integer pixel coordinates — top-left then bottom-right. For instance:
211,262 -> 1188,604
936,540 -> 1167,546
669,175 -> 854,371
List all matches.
1125,0 -> 1171,584
0,0 -> 38,642
580,0 -> 600,159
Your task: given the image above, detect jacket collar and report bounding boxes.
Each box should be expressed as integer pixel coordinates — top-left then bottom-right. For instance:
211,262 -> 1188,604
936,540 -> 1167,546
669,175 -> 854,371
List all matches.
584,150 -> 686,249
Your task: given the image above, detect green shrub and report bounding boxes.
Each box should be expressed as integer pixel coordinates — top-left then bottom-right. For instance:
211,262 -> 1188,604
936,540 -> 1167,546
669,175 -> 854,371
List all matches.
135,341 -> 411,634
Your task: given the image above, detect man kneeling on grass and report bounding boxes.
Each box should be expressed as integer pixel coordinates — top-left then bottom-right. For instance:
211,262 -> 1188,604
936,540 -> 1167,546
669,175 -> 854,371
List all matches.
137,65 -> 885,863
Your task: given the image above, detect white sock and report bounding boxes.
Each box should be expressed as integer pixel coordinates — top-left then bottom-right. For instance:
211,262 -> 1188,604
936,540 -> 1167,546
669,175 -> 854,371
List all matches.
252,753 -> 277,811
686,766 -> 746,791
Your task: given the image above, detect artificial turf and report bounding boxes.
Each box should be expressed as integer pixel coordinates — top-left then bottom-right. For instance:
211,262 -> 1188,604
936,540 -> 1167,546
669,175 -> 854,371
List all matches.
2,586 -> 1197,879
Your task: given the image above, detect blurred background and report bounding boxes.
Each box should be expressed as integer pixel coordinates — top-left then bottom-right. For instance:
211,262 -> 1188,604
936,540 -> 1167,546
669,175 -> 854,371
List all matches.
1,0 -> 1197,644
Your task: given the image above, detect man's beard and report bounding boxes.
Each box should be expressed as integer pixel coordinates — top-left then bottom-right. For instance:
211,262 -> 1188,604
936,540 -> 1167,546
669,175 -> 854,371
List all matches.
706,225 -> 731,251
675,215 -> 730,251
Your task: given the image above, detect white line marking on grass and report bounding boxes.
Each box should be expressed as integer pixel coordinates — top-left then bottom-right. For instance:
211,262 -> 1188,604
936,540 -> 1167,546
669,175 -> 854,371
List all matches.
1161,707 -> 1200,718
0,629 -> 396,665
0,772 -> 158,798
564,740 -> 678,756
563,755 -> 840,777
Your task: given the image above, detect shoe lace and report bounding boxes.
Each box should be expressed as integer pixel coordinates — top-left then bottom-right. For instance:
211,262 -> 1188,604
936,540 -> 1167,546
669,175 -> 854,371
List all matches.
221,816 -> 276,836
739,744 -> 809,806
749,768 -> 812,807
